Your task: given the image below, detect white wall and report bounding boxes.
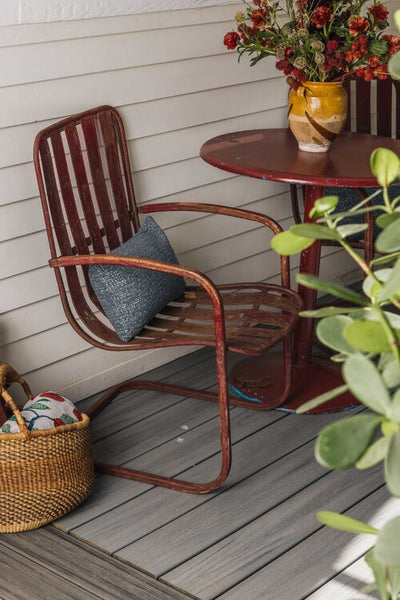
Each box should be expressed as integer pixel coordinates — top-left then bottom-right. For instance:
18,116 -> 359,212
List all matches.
0,3 -> 397,401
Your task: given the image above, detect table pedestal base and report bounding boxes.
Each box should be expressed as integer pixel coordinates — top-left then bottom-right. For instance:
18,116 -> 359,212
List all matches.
229,353 -> 358,414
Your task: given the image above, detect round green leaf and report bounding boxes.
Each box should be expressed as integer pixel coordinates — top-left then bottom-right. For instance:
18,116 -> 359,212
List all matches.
370,148 -> 400,188
388,565 -> 400,597
291,223 -> 340,241
376,218 -> 400,253
343,354 -> 391,414
375,516 -> 400,566
271,230 -> 314,255
336,224 -> 368,239
296,274 -> 367,305
317,511 -> 378,535
379,257 -> 400,302
309,196 -> 338,218
315,414 -> 383,469
362,268 -> 391,299
343,320 -> 392,354
389,389 -> 400,421
389,51 -> 400,81
300,306 -> 364,318
384,430 -> 400,496
356,435 -> 390,469
382,357 -> 400,390
372,251 -> 400,267
394,8 -> 400,31
317,315 -> 358,354
376,212 -> 400,230
296,384 -> 349,414
365,549 -> 389,600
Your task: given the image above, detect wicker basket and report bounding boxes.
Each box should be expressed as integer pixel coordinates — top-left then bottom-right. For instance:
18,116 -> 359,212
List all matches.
0,363 -> 95,533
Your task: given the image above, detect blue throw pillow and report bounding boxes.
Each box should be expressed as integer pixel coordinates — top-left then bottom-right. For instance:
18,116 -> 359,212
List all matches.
88,216 -> 186,342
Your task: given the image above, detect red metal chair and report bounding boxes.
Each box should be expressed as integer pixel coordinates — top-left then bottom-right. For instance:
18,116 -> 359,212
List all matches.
290,78 -> 400,263
33,106 -> 301,494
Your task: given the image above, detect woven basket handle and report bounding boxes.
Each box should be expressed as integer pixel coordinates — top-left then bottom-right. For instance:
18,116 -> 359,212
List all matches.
0,362 -> 34,439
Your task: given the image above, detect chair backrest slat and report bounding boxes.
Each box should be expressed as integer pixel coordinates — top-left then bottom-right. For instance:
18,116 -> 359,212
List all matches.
376,79 -> 392,138
394,80 -> 400,140
39,138 -> 72,257
81,115 -> 121,250
343,78 -> 351,132
99,111 -> 133,243
355,78 -> 372,134
51,131 -> 90,256
64,124 -> 106,254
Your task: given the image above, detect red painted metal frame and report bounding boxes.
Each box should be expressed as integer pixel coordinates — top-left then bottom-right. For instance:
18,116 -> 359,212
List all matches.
33,106 -> 301,493
200,126 -> 400,411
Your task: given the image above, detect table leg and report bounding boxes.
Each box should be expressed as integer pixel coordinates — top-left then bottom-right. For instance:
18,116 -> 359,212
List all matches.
294,185 -> 323,367
229,184 -> 357,413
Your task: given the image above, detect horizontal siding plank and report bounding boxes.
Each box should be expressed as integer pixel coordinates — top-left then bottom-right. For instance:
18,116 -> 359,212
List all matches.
0,54 -> 279,128
0,22 -> 231,87
0,79 -> 287,169
128,106 -> 286,172
0,5 -> 241,47
0,190 -> 289,279
22,345 -> 197,402
0,104 -> 287,208
0,266 -> 57,313
0,176 -> 288,243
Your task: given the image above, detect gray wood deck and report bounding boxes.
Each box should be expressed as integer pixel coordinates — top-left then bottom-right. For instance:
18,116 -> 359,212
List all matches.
1,347 -> 393,600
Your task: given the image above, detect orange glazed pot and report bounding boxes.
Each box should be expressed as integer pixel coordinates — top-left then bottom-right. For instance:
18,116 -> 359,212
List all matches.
287,81 -> 348,153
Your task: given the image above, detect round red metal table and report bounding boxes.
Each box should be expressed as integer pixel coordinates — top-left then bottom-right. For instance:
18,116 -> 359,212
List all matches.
200,128 -> 400,413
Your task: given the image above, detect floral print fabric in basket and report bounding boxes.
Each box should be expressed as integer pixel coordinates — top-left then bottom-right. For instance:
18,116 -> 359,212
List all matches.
0,392 -> 82,433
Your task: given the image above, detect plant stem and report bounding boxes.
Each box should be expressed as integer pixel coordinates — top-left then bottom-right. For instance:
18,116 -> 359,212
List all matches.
340,236 -> 377,280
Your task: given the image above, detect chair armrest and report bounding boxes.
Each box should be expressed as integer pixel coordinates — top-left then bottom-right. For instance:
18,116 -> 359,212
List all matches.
49,254 -> 226,330
139,202 -> 291,287
139,202 -> 284,235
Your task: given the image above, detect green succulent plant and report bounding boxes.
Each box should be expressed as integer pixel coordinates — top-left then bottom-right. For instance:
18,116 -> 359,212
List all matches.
272,71 -> 400,596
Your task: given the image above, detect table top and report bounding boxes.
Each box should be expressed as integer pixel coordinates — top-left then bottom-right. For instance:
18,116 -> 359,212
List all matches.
200,128 -> 400,188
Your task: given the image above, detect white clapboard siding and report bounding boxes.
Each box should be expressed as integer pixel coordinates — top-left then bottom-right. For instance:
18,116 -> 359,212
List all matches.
0,54 -> 280,129
0,78 -> 285,170
0,4 -> 358,398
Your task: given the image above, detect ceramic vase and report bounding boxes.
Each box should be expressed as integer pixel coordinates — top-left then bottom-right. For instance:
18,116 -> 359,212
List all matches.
287,81 -> 348,153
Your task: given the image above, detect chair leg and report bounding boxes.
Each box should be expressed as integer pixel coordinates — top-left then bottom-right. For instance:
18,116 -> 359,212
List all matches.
86,355 -> 232,494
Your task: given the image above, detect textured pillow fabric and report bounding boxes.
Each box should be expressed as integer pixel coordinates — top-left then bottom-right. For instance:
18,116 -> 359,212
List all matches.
0,392 -> 82,434
325,185 -> 400,241
88,216 -> 186,342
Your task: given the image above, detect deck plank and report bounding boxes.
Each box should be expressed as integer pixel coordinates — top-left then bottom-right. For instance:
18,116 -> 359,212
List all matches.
114,439 -> 329,574
88,353 -> 221,443
68,407 -> 284,545
304,556 -> 377,600
0,528 -> 193,600
163,466 -> 384,599
217,487 -> 397,600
